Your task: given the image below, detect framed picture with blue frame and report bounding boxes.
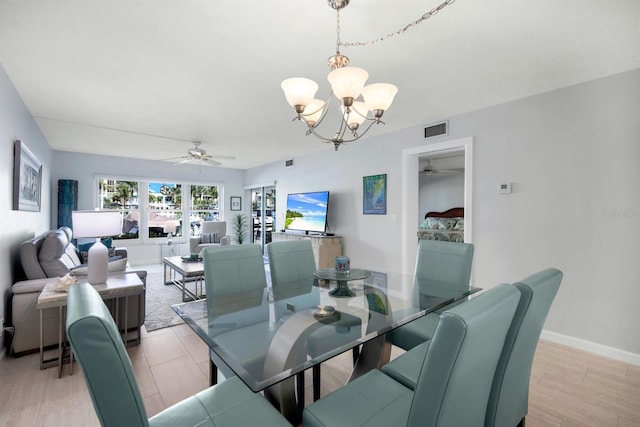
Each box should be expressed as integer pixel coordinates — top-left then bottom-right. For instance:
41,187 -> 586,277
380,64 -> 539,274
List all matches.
363,173 -> 387,215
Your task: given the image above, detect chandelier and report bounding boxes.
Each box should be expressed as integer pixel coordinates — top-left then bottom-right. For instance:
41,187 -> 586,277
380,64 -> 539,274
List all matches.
281,0 -> 456,150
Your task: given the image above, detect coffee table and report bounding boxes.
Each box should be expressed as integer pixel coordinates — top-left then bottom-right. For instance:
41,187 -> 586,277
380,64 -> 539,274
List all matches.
163,255 -> 205,302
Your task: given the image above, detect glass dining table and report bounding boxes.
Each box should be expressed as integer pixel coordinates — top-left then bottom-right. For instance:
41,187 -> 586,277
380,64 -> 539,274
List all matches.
172,268 -> 480,423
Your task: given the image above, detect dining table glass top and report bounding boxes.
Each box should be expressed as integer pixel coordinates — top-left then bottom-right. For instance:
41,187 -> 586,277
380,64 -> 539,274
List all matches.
172,268 -> 480,392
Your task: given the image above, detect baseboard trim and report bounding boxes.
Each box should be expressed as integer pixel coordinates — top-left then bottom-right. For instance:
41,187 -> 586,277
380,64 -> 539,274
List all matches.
541,330 -> 640,367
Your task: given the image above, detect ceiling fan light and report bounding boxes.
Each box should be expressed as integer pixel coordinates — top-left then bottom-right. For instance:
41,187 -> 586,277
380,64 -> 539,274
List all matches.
327,67 -> 368,101
302,99 -> 325,126
281,78 -> 319,110
362,83 -> 398,111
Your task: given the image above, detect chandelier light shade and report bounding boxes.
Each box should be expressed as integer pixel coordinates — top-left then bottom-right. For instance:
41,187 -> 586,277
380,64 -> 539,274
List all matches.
327,67 -> 369,103
342,101 -> 368,129
362,83 -> 399,112
281,78 -> 319,113
72,210 -> 122,285
303,99 -> 326,125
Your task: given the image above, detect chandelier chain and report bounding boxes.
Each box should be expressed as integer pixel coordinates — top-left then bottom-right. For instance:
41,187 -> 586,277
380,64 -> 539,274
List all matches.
337,0 -> 456,48
336,7 -> 342,54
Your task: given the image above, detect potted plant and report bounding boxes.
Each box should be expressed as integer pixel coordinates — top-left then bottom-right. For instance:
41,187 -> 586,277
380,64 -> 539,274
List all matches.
231,213 -> 248,244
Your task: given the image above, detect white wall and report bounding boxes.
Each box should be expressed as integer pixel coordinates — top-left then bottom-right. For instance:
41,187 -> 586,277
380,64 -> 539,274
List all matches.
51,151 -> 245,265
0,62 -> 52,353
246,68 -> 640,358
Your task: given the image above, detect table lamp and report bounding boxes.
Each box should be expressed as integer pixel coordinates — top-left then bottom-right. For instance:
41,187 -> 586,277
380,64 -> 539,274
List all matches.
72,210 -> 122,285
163,221 -> 177,245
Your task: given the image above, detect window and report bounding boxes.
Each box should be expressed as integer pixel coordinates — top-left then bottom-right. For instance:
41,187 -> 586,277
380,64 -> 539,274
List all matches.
98,179 -> 139,239
96,177 -> 222,242
148,182 -> 183,238
189,184 -> 220,236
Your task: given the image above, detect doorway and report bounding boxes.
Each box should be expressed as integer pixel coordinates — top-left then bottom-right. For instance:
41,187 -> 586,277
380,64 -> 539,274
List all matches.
401,137 -> 474,274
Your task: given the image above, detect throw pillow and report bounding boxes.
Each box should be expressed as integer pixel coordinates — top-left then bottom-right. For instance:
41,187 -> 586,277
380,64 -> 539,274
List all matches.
78,239 -> 117,264
453,217 -> 464,230
200,232 -> 218,244
71,257 -> 128,276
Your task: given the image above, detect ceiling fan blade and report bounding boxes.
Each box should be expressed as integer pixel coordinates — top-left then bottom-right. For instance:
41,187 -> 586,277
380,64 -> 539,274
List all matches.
202,158 -> 222,167
439,168 -> 465,174
159,156 -> 188,161
209,154 -> 236,160
173,158 -> 193,165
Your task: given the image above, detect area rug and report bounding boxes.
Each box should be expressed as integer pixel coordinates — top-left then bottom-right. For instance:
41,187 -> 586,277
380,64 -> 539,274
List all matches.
141,264 -> 186,331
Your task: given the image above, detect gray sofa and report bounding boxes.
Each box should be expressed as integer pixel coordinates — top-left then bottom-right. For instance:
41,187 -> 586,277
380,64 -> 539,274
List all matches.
10,227 -> 146,355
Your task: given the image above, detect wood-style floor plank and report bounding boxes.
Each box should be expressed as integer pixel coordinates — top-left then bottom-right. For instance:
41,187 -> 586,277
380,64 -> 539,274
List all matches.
1,324 -> 638,427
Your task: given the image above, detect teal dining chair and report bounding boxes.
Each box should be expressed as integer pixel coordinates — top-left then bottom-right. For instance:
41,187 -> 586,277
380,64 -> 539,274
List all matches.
303,282 -> 520,427
381,268 -> 562,427
267,240 -> 361,402
66,282 -> 291,427
201,244 -> 271,385
485,268 -> 562,427
385,239 -> 474,351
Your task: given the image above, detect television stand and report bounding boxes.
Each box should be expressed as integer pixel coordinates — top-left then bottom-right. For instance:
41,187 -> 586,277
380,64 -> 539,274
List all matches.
272,232 -> 342,269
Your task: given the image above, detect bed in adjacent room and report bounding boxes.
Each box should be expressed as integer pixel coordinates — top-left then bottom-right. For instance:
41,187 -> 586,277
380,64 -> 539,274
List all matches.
417,207 -> 464,242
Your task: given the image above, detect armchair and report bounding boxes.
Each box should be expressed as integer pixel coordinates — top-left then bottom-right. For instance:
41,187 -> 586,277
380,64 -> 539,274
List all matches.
189,221 -> 231,254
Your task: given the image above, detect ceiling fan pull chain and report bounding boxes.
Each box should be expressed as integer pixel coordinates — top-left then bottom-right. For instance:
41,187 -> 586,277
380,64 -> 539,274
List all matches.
339,0 -> 456,48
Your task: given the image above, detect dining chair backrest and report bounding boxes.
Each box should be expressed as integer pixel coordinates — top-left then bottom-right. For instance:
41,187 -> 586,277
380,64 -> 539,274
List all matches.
485,268 -> 563,427
66,282 -> 150,427
414,239 -> 474,288
407,283 -> 520,427
202,244 -> 267,306
267,239 -> 319,319
267,240 -> 317,285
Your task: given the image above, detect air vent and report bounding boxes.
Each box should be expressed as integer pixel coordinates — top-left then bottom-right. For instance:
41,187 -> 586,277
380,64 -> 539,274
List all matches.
285,159 -> 294,168
424,121 -> 448,139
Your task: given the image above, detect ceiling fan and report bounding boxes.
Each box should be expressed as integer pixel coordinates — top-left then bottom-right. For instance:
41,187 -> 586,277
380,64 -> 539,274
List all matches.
419,159 -> 464,176
162,141 -> 236,167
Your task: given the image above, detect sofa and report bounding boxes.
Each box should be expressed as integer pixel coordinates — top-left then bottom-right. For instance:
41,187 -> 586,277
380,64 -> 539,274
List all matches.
10,226 -> 146,355
189,221 -> 231,254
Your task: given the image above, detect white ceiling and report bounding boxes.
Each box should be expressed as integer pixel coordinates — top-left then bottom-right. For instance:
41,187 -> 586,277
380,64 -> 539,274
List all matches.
0,0 -> 638,170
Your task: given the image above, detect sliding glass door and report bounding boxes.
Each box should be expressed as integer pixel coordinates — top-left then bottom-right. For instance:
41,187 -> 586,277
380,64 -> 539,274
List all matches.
250,186 -> 276,252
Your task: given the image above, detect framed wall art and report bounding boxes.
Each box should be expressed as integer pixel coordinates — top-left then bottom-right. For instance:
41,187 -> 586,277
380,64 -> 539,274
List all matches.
13,140 -> 42,212
230,196 -> 242,211
363,173 -> 387,215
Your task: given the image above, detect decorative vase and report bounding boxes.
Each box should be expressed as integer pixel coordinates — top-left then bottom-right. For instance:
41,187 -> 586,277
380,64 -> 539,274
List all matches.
335,256 -> 350,273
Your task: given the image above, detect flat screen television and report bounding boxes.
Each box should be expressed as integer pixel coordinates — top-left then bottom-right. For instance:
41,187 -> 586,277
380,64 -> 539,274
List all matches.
285,191 -> 330,233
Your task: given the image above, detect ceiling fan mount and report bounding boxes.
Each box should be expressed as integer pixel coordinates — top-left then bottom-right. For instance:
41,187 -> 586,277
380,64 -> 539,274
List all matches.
187,141 -> 207,158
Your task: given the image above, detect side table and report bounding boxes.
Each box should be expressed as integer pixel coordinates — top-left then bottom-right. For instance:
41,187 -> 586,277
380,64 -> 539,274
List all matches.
36,272 -> 145,378
155,240 -> 185,263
